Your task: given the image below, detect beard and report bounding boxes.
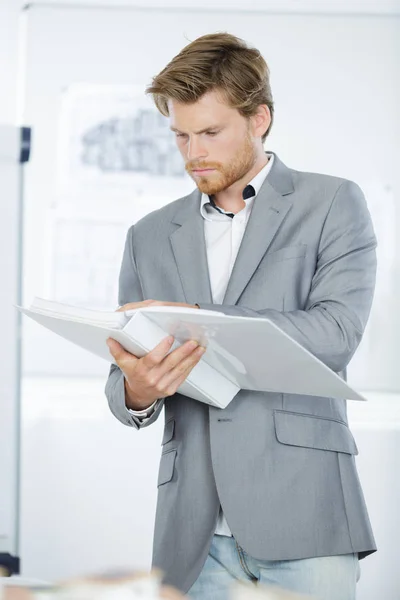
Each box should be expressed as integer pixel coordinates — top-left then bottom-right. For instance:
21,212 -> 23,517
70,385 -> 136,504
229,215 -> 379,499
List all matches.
185,131 -> 258,196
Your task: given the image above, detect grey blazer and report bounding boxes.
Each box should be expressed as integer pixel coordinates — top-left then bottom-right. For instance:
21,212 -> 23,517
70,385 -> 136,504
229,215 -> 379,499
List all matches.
105,153 -> 377,593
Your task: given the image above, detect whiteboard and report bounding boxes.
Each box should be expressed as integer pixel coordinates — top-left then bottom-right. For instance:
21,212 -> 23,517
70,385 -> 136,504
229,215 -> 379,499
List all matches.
0,125 -> 22,561
20,4 -> 400,391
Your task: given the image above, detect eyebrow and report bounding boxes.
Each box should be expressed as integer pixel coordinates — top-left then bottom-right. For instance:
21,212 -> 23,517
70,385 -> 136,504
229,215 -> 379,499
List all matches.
170,125 -> 221,134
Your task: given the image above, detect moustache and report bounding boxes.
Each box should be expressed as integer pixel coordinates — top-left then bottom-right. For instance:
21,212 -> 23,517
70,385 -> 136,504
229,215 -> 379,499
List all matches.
185,162 -> 221,172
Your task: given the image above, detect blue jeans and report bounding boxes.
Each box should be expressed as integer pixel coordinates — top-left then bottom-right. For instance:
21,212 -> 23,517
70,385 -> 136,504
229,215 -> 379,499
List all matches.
188,535 -> 360,600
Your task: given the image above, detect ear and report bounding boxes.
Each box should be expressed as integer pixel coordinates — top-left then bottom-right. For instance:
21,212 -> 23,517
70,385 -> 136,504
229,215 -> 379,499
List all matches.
250,105 -> 271,140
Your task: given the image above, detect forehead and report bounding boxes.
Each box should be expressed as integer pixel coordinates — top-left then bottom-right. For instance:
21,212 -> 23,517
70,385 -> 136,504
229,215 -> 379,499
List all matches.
167,89 -> 242,129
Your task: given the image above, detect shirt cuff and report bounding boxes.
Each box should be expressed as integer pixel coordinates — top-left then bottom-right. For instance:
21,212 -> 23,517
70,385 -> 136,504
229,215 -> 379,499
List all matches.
127,399 -> 159,419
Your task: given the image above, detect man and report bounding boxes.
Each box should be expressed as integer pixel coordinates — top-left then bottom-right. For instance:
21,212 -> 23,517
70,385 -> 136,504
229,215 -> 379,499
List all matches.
105,32 -> 377,600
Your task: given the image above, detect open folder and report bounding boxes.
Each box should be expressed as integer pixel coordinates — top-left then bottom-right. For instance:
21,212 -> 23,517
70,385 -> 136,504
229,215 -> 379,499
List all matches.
18,298 -> 366,408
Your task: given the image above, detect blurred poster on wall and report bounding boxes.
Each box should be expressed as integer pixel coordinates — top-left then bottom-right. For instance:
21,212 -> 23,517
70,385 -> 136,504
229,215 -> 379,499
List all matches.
56,83 -> 193,206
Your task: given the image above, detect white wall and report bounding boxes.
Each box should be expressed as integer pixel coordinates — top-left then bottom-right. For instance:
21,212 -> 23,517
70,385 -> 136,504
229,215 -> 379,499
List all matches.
0,0 -> 20,124
24,0 -> 400,14
2,1 -> 400,125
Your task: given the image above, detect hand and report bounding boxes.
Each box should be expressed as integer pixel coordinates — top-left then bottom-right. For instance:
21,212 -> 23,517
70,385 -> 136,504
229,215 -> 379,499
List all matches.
106,335 -> 206,411
116,299 -> 199,312
159,584 -> 187,599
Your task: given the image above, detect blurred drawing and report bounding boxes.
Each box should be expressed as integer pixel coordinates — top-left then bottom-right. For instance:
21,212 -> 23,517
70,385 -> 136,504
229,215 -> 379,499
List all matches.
80,110 -> 184,176
55,83 -> 193,203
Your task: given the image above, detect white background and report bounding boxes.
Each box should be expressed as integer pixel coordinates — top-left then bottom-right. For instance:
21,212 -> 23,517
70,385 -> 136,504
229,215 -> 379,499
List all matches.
0,0 -> 400,598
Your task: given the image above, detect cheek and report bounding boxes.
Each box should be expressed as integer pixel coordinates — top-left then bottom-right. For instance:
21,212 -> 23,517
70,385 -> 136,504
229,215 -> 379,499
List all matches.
211,139 -> 235,162
176,141 -> 187,159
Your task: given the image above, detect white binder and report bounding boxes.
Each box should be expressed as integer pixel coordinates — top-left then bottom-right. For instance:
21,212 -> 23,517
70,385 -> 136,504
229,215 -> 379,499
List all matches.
18,298 -> 366,409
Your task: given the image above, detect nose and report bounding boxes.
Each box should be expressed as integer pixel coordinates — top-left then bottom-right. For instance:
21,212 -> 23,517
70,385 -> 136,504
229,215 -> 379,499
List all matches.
187,136 -> 208,162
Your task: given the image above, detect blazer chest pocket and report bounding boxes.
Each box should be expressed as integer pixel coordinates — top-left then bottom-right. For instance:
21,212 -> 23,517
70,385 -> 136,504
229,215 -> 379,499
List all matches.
274,410 -> 358,455
240,244 -> 309,311
257,244 -> 308,270
157,449 -> 177,486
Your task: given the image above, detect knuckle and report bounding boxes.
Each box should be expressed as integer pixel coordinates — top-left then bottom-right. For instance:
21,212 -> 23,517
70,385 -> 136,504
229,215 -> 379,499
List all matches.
155,382 -> 165,395
146,375 -> 157,388
143,353 -> 158,367
182,357 -> 192,368
121,358 -> 135,373
173,365 -> 186,378
115,357 -> 127,372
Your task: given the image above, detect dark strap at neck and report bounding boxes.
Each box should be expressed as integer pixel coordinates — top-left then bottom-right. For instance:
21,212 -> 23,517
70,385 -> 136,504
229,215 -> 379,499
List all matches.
208,184 -> 255,218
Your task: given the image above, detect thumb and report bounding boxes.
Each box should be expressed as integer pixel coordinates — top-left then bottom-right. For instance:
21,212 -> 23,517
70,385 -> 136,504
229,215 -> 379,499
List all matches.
106,338 -> 138,366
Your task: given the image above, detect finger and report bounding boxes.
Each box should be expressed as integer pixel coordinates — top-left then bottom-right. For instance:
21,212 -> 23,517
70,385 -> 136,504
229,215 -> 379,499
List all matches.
147,301 -> 197,309
140,335 -> 176,369
106,338 -> 138,366
116,299 -> 154,312
157,345 -> 206,394
154,339 -> 201,376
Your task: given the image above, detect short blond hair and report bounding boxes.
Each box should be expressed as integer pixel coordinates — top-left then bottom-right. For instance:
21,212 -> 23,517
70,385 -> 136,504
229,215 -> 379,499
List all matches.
146,32 -> 274,142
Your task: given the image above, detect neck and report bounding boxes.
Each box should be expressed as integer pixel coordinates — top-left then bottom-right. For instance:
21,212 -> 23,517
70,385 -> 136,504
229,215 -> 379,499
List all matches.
212,153 -> 269,213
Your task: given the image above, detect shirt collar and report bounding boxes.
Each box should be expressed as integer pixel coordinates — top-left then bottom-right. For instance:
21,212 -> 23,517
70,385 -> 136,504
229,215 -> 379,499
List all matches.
200,153 -> 274,221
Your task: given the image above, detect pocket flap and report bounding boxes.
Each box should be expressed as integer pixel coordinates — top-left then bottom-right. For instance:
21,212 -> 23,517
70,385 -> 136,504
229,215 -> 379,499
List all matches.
162,418 -> 175,445
258,244 -> 307,268
274,410 -> 358,455
157,449 -> 177,486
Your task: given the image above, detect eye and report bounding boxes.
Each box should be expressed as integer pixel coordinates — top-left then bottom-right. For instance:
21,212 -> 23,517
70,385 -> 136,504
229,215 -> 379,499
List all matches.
206,131 -> 219,136
175,132 -> 188,138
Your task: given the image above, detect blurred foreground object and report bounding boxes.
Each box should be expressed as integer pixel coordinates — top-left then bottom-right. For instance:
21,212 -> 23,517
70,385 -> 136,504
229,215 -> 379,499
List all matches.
0,570 -> 186,600
231,581 -> 314,600
0,556 -> 20,578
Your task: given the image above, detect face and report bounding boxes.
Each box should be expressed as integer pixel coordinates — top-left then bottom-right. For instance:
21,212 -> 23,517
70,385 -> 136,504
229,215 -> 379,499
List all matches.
168,90 -> 264,195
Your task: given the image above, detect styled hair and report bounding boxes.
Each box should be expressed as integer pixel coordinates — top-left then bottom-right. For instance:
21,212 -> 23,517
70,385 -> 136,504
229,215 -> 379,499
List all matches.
146,32 -> 274,142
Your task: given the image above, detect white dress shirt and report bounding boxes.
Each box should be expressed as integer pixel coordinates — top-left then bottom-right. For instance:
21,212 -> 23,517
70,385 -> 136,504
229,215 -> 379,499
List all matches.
129,153 -> 274,537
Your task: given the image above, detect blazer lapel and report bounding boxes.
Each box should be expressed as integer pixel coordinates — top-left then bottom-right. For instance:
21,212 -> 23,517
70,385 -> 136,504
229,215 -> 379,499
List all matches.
169,189 -> 213,305
168,154 -> 295,307
223,154 -> 295,306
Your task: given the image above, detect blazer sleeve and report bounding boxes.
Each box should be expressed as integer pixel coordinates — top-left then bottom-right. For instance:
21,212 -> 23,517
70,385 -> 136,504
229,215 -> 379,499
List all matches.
199,180 -> 377,374
105,225 -> 165,429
